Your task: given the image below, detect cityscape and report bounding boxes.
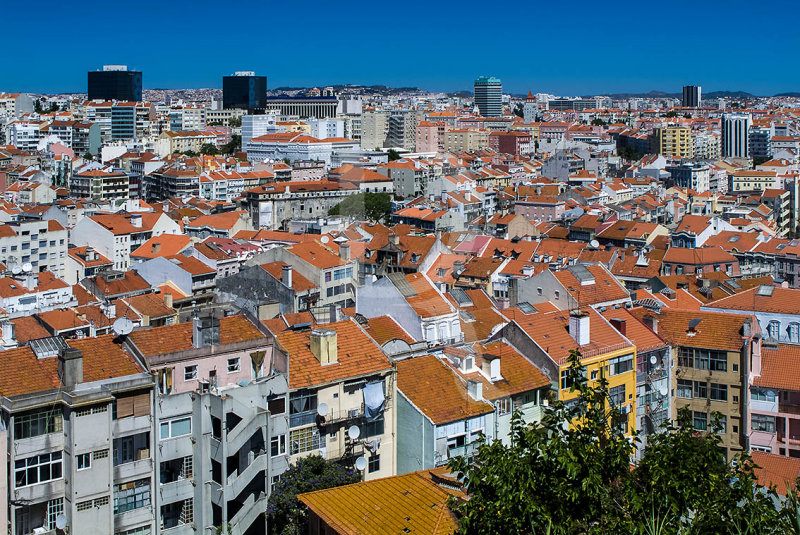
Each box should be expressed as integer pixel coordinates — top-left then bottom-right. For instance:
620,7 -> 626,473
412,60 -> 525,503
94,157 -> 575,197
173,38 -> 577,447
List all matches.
2,3 -> 800,531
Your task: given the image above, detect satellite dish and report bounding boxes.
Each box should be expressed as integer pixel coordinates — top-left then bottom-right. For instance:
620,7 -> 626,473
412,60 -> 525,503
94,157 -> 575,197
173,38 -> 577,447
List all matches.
55,514 -> 67,530
347,425 -> 360,440
659,386 -> 669,397
22,262 -> 32,273
589,240 -> 600,249
11,265 -> 21,275
320,235 -> 330,244
112,317 -> 134,336
650,355 -> 658,365
317,403 -> 329,417
355,456 -> 367,471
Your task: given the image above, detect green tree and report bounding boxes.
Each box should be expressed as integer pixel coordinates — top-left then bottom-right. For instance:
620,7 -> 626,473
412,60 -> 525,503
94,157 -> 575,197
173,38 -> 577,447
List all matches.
618,145 -> 643,162
591,118 -> 607,126
663,111 -> 679,118
448,350 -> 795,535
387,149 -> 401,161
328,192 -> 392,223
200,143 -> 219,156
83,152 -> 93,160
228,116 -> 242,128
220,134 -> 242,155
181,150 -> 199,157
267,455 -> 360,535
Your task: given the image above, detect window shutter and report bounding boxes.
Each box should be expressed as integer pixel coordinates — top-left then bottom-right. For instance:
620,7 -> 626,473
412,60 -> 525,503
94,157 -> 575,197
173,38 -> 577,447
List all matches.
116,396 -> 134,418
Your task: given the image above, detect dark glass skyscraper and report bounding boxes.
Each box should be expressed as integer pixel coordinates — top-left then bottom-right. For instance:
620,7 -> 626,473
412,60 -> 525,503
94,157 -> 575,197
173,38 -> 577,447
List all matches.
681,85 -> 702,107
87,66 -> 142,101
223,72 -> 267,113
474,76 -> 502,117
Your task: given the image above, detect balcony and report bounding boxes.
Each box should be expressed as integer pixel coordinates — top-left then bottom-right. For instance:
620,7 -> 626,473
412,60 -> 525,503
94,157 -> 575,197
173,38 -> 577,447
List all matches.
159,477 -> 194,503
779,402 -> 800,416
448,442 -> 479,461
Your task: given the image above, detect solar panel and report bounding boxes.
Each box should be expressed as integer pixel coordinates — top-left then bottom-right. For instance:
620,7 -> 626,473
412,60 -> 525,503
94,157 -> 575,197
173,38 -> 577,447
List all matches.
517,302 -> 537,314
688,318 -> 702,330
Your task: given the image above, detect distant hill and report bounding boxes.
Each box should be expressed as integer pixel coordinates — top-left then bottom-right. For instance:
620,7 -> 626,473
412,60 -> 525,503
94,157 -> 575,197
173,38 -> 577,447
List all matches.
775,92 -> 800,98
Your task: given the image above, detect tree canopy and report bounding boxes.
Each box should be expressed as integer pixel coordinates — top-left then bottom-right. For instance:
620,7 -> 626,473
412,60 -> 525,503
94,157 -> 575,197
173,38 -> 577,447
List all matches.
267,455 -> 360,535
387,149 -> 401,161
200,143 -> 218,156
328,192 -> 392,223
220,134 -> 241,155
448,350 -> 798,535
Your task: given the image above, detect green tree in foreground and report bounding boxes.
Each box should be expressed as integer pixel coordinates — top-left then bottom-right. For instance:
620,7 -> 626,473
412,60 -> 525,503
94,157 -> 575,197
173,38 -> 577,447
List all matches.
266,455 -> 360,535
448,350 -> 796,535
200,143 -> 218,156
387,149 -> 401,161
328,192 -> 392,223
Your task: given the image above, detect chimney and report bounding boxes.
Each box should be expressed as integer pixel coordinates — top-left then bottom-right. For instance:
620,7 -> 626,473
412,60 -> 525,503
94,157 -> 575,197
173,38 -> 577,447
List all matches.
608,317 -> 627,336
192,310 -> 203,348
522,264 -> 535,277
163,292 -> 173,308
481,354 -> 502,382
389,233 -> 400,246
281,264 -> 293,288
58,347 -> 83,388
152,242 -> 161,254
130,213 -> 142,228
467,379 -> 483,401
339,243 -> 350,260
310,328 -> 338,365
453,260 -> 465,274
568,309 -> 591,346
23,274 -> 36,291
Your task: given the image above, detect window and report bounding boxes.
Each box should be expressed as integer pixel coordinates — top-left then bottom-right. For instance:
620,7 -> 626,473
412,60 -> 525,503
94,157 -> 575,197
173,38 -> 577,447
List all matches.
268,397 -> 286,415
608,385 -> 626,407
693,411 -> 707,431
290,427 -> 323,455
113,478 -> 151,514
713,413 -> 727,433
560,367 -> 586,390
609,354 -> 634,376
227,357 -> 240,373
14,409 -> 62,439
271,434 -> 286,457
497,398 -> 511,415
693,381 -> 708,399
271,475 -> 282,492
325,271 -> 332,282
789,323 -> 800,344
752,414 -> 776,433
77,453 -> 91,471
184,365 -> 197,381
368,454 -> 380,473
364,416 -> 385,438
160,417 -> 191,440
554,290 -> 560,300
113,432 -> 150,465
677,379 -> 692,399
710,383 -> 728,402
46,498 -> 64,531
767,320 -> 780,340
290,390 -> 318,427
752,388 -> 777,402
15,452 -> 63,487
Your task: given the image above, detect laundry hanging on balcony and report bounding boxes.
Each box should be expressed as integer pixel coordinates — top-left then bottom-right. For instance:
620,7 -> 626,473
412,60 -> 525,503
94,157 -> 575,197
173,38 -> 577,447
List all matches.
363,381 -> 385,421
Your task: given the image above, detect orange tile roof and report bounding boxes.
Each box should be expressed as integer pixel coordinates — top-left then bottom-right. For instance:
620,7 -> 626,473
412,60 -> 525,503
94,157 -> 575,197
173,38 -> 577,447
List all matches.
553,265 -> 629,307
274,319 -> 391,389
751,451 -> 800,496
35,309 -> 89,332
364,315 -> 415,346
260,262 -> 316,292
404,272 -> 454,319
128,314 -> 263,357
131,234 -> 192,259
754,345 -> 800,392
706,286 -> 800,315
120,293 -> 175,319
288,241 -> 349,270
600,307 -> 666,353
514,308 -> 633,365
397,355 -> 494,424
11,315 -> 51,343
0,334 -> 144,398
445,341 -> 550,400
663,246 -> 737,265
628,308 -> 750,352
299,470 -> 459,535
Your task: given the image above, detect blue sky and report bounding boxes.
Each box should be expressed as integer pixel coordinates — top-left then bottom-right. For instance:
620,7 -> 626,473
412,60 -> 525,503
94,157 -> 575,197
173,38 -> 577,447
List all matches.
5,0 -> 799,95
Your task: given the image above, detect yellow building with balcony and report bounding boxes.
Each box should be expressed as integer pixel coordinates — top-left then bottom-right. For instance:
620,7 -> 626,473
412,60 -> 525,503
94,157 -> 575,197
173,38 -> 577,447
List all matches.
651,124 -> 694,159
492,307 -> 637,435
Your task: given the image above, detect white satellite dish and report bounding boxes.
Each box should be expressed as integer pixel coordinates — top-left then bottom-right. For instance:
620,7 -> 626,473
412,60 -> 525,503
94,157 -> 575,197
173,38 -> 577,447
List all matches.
112,317 -> 134,336
320,235 -> 330,244
317,403 -> 329,417
11,265 -> 21,275
650,355 -> 658,365
347,425 -> 360,440
589,239 -> 600,249
22,262 -> 32,273
355,456 -> 367,471
55,514 -> 67,530
659,386 -> 669,397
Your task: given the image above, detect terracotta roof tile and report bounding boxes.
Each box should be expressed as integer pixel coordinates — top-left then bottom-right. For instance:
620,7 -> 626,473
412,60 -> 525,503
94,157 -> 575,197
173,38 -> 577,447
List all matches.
274,319 -> 391,389
129,315 -> 263,357
751,451 -> 800,495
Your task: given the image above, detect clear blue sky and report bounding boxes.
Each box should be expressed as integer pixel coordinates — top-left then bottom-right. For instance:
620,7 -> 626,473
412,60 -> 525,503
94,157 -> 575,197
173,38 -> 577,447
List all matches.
5,0 -> 799,96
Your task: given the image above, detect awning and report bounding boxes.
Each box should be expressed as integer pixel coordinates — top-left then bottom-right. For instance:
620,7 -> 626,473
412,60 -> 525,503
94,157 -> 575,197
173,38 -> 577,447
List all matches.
363,381 -> 385,421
